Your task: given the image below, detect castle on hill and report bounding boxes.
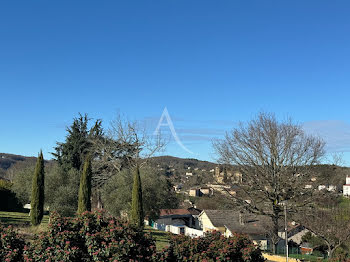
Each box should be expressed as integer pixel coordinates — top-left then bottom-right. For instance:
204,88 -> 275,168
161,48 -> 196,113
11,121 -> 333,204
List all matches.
214,166 -> 242,184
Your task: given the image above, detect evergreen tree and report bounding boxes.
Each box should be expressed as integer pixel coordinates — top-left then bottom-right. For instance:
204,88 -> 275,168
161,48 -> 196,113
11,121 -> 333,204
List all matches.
52,114 -> 102,171
131,166 -> 144,228
77,155 -> 92,214
31,151 -> 45,226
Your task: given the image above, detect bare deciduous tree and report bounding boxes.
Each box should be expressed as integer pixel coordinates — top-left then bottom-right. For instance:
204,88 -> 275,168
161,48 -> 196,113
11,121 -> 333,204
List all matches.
213,112 -> 325,253
330,152 -> 345,167
91,114 -> 165,187
299,206 -> 350,258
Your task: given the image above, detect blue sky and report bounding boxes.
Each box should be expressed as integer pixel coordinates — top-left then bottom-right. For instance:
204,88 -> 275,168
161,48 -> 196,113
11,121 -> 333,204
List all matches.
1,1 -> 350,164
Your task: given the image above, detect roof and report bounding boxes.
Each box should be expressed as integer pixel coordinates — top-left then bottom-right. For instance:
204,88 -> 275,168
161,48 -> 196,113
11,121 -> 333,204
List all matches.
187,207 -> 202,215
201,210 -> 270,236
160,209 -> 192,216
160,207 -> 202,217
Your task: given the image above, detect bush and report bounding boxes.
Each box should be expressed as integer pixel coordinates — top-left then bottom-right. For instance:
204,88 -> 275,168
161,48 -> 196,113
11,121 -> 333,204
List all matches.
24,210 -> 157,261
1,211 -> 265,262
0,180 -> 23,211
0,223 -> 25,262
161,231 -> 264,262
45,166 -> 80,217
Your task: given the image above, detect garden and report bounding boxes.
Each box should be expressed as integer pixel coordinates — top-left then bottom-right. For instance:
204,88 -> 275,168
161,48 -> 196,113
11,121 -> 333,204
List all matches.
0,210 -> 265,262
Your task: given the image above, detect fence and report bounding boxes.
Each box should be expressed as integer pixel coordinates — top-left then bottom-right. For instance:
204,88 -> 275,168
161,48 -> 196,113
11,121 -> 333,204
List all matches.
185,226 -> 204,237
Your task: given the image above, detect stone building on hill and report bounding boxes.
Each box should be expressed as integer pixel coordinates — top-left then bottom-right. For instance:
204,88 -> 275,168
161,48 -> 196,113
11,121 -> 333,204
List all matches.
214,166 -> 242,184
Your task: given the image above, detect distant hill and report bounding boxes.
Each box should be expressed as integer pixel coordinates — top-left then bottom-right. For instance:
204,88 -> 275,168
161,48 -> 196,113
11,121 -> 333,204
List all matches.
1,153 -> 349,187
307,164 -> 350,186
0,153 -> 37,179
149,155 -> 217,170
0,153 -> 37,170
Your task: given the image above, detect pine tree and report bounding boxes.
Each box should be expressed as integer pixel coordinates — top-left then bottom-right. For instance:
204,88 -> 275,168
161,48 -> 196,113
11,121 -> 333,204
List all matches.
77,155 -> 92,214
131,166 -> 144,228
31,151 -> 45,226
52,114 -> 103,172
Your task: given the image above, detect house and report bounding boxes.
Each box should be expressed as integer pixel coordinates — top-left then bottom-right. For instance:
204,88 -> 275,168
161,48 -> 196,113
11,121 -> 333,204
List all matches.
277,221 -> 310,245
199,187 -> 212,196
154,208 -> 202,229
327,185 -> 337,192
343,176 -> 350,197
318,185 -> 326,191
198,210 -> 270,250
318,184 -> 337,192
189,187 -> 213,197
189,188 -> 200,197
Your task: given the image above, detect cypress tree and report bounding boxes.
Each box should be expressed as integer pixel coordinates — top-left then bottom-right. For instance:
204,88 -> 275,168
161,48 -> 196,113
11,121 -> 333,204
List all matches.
31,151 -> 45,226
77,155 -> 92,214
131,166 -> 144,228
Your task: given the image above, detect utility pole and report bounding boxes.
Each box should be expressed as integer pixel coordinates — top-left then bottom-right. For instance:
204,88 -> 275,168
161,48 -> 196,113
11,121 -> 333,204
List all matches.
284,203 -> 288,262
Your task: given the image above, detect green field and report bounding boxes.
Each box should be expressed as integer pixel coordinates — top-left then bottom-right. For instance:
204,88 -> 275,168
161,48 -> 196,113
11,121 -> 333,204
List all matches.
0,210 -> 49,226
144,226 -> 171,251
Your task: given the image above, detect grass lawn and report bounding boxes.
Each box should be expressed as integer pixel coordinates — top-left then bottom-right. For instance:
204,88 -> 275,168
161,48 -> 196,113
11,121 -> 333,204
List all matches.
0,210 -> 49,226
288,254 -> 327,262
0,210 -> 49,241
144,225 -> 171,251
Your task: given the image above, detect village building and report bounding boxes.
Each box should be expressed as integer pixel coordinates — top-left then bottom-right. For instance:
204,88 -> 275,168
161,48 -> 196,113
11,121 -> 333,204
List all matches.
189,187 -> 213,197
343,176 -> 350,197
152,207 -> 202,229
189,188 -> 200,197
277,221 -> 310,245
198,210 -> 270,250
214,166 -> 242,184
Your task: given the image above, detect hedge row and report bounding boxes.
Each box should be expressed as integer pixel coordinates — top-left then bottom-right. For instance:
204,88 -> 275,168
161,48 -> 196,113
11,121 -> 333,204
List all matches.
1,211 -> 265,262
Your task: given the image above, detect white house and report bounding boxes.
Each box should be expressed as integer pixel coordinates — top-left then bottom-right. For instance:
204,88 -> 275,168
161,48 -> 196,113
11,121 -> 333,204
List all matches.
343,176 -> 350,197
327,185 -> 337,192
198,210 -> 270,250
318,184 -> 337,192
318,185 -> 326,191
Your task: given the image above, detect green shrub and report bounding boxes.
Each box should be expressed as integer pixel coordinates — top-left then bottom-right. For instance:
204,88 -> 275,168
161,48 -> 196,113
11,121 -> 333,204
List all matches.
161,231 -> 264,262
0,180 -> 23,211
24,210 -> 157,261
0,223 -> 25,262
2,211 -> 265,262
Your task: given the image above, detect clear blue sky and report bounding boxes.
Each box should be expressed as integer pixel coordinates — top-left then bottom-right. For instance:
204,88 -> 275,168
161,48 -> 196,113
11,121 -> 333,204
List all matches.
1,1 -> 350,164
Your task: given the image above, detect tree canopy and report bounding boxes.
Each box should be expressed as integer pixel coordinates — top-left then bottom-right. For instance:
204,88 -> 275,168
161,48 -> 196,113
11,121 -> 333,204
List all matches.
213,112 -> 325,253
102,167 -> 179,222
